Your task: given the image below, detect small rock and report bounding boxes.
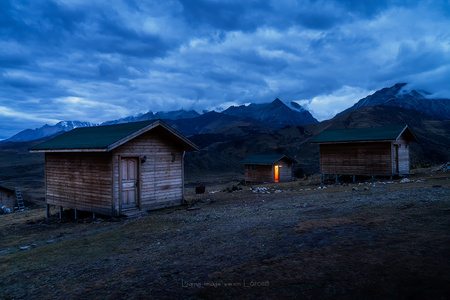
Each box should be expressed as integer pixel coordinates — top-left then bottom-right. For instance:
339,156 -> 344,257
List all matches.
187,207 -> 201,211
19,244 -> 37,251
352,187 -> 359,191
1,206 -> 11,214
400,178 -> 413,183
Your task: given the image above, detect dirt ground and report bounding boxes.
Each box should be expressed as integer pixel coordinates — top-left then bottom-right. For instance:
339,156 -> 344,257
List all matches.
1,170 -> 449,299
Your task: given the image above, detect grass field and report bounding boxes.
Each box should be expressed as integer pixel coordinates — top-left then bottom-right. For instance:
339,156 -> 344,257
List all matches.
0,170 -> 449,299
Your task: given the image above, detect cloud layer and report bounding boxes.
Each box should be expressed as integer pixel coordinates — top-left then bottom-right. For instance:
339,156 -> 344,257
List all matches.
1,0 -> 449,139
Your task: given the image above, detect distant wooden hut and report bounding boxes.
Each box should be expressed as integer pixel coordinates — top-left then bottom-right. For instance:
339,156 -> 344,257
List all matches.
312,124 -> 418,180
29,120 -> 199,217
0,184 -> 15,210
242,154 -> 297,183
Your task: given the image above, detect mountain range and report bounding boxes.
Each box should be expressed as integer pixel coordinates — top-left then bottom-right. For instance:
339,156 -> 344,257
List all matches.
4,99 -> 318,142
3,83 -> 450,143
1,83 -> 449,192
338,83 -> 450,119
4,121 -> 98,142
185,104 -> 450,177
221,98 -> 318,127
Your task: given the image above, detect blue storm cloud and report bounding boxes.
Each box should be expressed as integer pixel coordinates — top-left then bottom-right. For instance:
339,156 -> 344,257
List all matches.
0,0 -> 449,139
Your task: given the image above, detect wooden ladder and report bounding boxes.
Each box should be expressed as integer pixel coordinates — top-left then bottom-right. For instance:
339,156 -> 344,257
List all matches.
15,188 -> 25,210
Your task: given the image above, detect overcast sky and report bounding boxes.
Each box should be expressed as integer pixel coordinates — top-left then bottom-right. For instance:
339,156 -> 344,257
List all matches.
1,0 -> 449,140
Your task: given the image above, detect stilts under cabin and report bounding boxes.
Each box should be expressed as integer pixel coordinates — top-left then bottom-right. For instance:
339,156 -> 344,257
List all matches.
29,120 -> 199,218
312,124 -> 418,182
242,154 -> 297,183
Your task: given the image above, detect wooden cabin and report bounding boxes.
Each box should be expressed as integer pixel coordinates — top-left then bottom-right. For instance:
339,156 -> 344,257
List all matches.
29,120 -> 199,217
242,154 -> 297,183
312,124 -> 418,179
0,184 -> 15,210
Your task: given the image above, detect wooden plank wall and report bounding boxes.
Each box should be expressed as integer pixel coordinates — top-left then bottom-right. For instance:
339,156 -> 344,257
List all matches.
45,153 -> 114,215
245,165 -> 273,183
278,160 -> 293,182
319,142 -> 393,176
393,137 -> 410,175
112,127 -> 184,213
0,189 -> 15,209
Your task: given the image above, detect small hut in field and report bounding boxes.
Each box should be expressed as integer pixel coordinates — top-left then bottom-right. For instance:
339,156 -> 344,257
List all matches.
242,154 -> 297,183
29,120 -> 199,217
0,184 -> 15,210
312,124 -> 417,179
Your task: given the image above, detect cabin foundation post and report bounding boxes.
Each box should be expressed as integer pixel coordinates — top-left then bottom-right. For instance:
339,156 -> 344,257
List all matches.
93,213 -> 95,219
352,175 -> 355,183
59,206 -> 63,219
335,174 -> 338,183
74,209 -> 77,220
46,204 -> 50,218
320,174 -> 323,184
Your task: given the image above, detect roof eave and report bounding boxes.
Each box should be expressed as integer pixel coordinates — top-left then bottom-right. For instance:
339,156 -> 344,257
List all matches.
0,184 -> 15,192
29,148 -> 108,153
314,139 -> 395,144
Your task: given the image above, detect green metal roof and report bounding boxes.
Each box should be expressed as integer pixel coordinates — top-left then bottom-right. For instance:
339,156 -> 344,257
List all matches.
29,120 -> 199,152
311,124 -> 417,143
242,154 -> 297,165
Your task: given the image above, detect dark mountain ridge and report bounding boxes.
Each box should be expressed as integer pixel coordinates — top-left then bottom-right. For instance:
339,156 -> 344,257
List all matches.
5,121 -> 98,142
2,104 -> 449,193
338,83 -> 450,119
3,82 -> 449,159
3,99 -> 316,142
185,105 -> 450,177
102,109 -> 201,125
222,98 -> 318,127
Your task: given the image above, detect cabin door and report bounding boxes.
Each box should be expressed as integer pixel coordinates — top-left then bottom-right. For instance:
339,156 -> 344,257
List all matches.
121,158 -> 139,210
393,145 -> 399,174
274,165 -> 280,182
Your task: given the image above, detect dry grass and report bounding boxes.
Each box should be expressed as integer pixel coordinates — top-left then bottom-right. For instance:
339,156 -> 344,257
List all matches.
0,171 -> 449,299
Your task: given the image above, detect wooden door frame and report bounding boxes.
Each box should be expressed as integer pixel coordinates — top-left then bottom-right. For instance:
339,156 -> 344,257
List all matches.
119,156 -> 141,212
274,165 -> 280,182
393,144 -> 399,174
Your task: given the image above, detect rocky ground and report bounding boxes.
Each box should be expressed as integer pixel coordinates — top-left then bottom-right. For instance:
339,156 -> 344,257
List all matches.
0,169 -> 449,299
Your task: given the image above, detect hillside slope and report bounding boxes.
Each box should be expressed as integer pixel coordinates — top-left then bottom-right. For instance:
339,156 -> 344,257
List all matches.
338,83 -> 450,119
223,98 -> 318,127
1,106 -> 448,193
185,105 -> 450,177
